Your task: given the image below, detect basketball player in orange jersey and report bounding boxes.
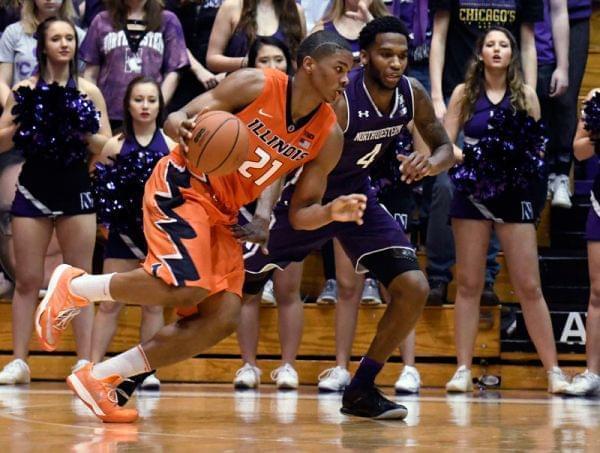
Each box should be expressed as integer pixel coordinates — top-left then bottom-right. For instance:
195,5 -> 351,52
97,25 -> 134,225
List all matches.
33,31 -> 380,423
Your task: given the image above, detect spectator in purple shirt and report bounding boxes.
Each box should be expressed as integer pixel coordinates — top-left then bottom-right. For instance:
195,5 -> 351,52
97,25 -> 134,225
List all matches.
80,0 -> 189,130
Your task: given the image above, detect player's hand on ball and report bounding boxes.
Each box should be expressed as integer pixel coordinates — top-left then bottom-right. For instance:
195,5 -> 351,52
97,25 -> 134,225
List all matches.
398,152 -> 432,184
178,115 -> 198,154
231,217 -> 270,254
179,107 -> 211,154
330,194 -> 367,225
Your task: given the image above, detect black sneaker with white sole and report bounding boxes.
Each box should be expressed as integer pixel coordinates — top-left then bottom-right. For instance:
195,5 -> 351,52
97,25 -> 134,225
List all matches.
341,386 -> 408,420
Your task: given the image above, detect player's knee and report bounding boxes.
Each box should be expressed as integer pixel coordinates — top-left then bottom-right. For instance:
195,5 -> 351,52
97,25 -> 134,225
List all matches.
241,292 -> 261,305
388,271 -> 428,307
170,286 -> 209,307
216,298 -> 241,334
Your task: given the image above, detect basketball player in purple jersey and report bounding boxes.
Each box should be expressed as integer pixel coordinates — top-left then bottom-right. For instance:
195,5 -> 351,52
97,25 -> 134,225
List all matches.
240,16 -> 454,419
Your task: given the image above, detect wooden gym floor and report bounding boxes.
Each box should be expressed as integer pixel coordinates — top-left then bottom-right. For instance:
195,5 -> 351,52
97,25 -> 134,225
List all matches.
0,383 -> 598,451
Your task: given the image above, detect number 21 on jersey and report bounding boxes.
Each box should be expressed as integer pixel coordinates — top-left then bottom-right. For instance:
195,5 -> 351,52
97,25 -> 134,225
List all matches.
356,143 -> 382,169
238,146 -> 283,186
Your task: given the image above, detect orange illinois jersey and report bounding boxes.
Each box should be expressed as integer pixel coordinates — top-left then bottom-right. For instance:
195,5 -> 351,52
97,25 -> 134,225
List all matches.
206,68 -> 338,214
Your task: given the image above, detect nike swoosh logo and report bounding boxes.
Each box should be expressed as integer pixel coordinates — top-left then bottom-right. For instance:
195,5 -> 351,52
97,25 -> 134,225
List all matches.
258,108 -> 273,118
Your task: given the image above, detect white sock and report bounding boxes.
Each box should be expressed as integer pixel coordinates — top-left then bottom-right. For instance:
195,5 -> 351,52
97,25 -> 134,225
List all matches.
91,345 -> 152,380
70,273 -> 116,302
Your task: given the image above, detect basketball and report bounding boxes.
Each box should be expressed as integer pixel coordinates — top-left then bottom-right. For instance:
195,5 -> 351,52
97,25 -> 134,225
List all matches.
186,111 -> 249,176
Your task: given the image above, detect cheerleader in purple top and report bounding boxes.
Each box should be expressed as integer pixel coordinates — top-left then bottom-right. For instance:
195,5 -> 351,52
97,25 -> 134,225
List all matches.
0,17 -> 111,384
568,88 -> 600,395
444,27 -> 568,394
91,77 -> 176,390
206,0 -> 306,74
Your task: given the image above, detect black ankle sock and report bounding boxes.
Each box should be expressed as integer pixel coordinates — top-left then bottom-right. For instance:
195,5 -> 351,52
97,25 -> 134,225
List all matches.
346,357 -> 383,393
116,370 -> 155,406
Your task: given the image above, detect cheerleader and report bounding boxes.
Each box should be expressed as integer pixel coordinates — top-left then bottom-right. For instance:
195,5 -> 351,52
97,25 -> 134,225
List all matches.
91,76 -> 176,390
0,17 -> 110,385
568,88 -> 600,395
444,26 -> 568,393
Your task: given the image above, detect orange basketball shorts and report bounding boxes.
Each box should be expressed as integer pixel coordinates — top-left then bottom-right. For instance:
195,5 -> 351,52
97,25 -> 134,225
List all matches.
141,155 -> 245,307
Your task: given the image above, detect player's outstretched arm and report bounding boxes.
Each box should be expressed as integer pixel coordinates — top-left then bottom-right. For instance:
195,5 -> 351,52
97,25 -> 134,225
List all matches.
398,78 -> 455,183
164,68 -> 265,145
289,124 -> 367,230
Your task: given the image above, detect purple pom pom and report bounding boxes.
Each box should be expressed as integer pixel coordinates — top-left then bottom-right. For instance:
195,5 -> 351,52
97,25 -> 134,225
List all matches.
11,83 -> 100,165
450,108 -> 546,200
583,91 -> 600,138
92,149 -> 164,232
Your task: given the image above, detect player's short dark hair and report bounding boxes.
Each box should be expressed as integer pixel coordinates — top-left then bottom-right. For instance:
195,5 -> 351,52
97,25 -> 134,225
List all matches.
296,30 -> 352,67
359,16 -> 410,50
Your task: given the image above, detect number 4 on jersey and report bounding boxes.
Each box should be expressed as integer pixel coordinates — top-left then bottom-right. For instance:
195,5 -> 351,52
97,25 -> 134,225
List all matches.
356,143 -> 382,169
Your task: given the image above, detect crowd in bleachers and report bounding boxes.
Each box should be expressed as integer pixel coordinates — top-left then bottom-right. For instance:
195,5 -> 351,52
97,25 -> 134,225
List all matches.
0,0 -> 597,400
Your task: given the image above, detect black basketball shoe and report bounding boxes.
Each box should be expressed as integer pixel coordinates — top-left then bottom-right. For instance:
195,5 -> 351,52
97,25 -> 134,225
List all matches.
341,385 -> 408,420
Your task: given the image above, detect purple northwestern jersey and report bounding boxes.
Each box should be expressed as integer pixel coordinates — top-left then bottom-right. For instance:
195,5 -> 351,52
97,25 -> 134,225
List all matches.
241,67 -> 417,282
324,68 -> 414,200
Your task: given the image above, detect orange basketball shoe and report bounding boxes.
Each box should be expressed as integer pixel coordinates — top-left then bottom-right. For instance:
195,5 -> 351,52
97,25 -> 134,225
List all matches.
67,363 -> 139,423
35,264 -> 90,351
